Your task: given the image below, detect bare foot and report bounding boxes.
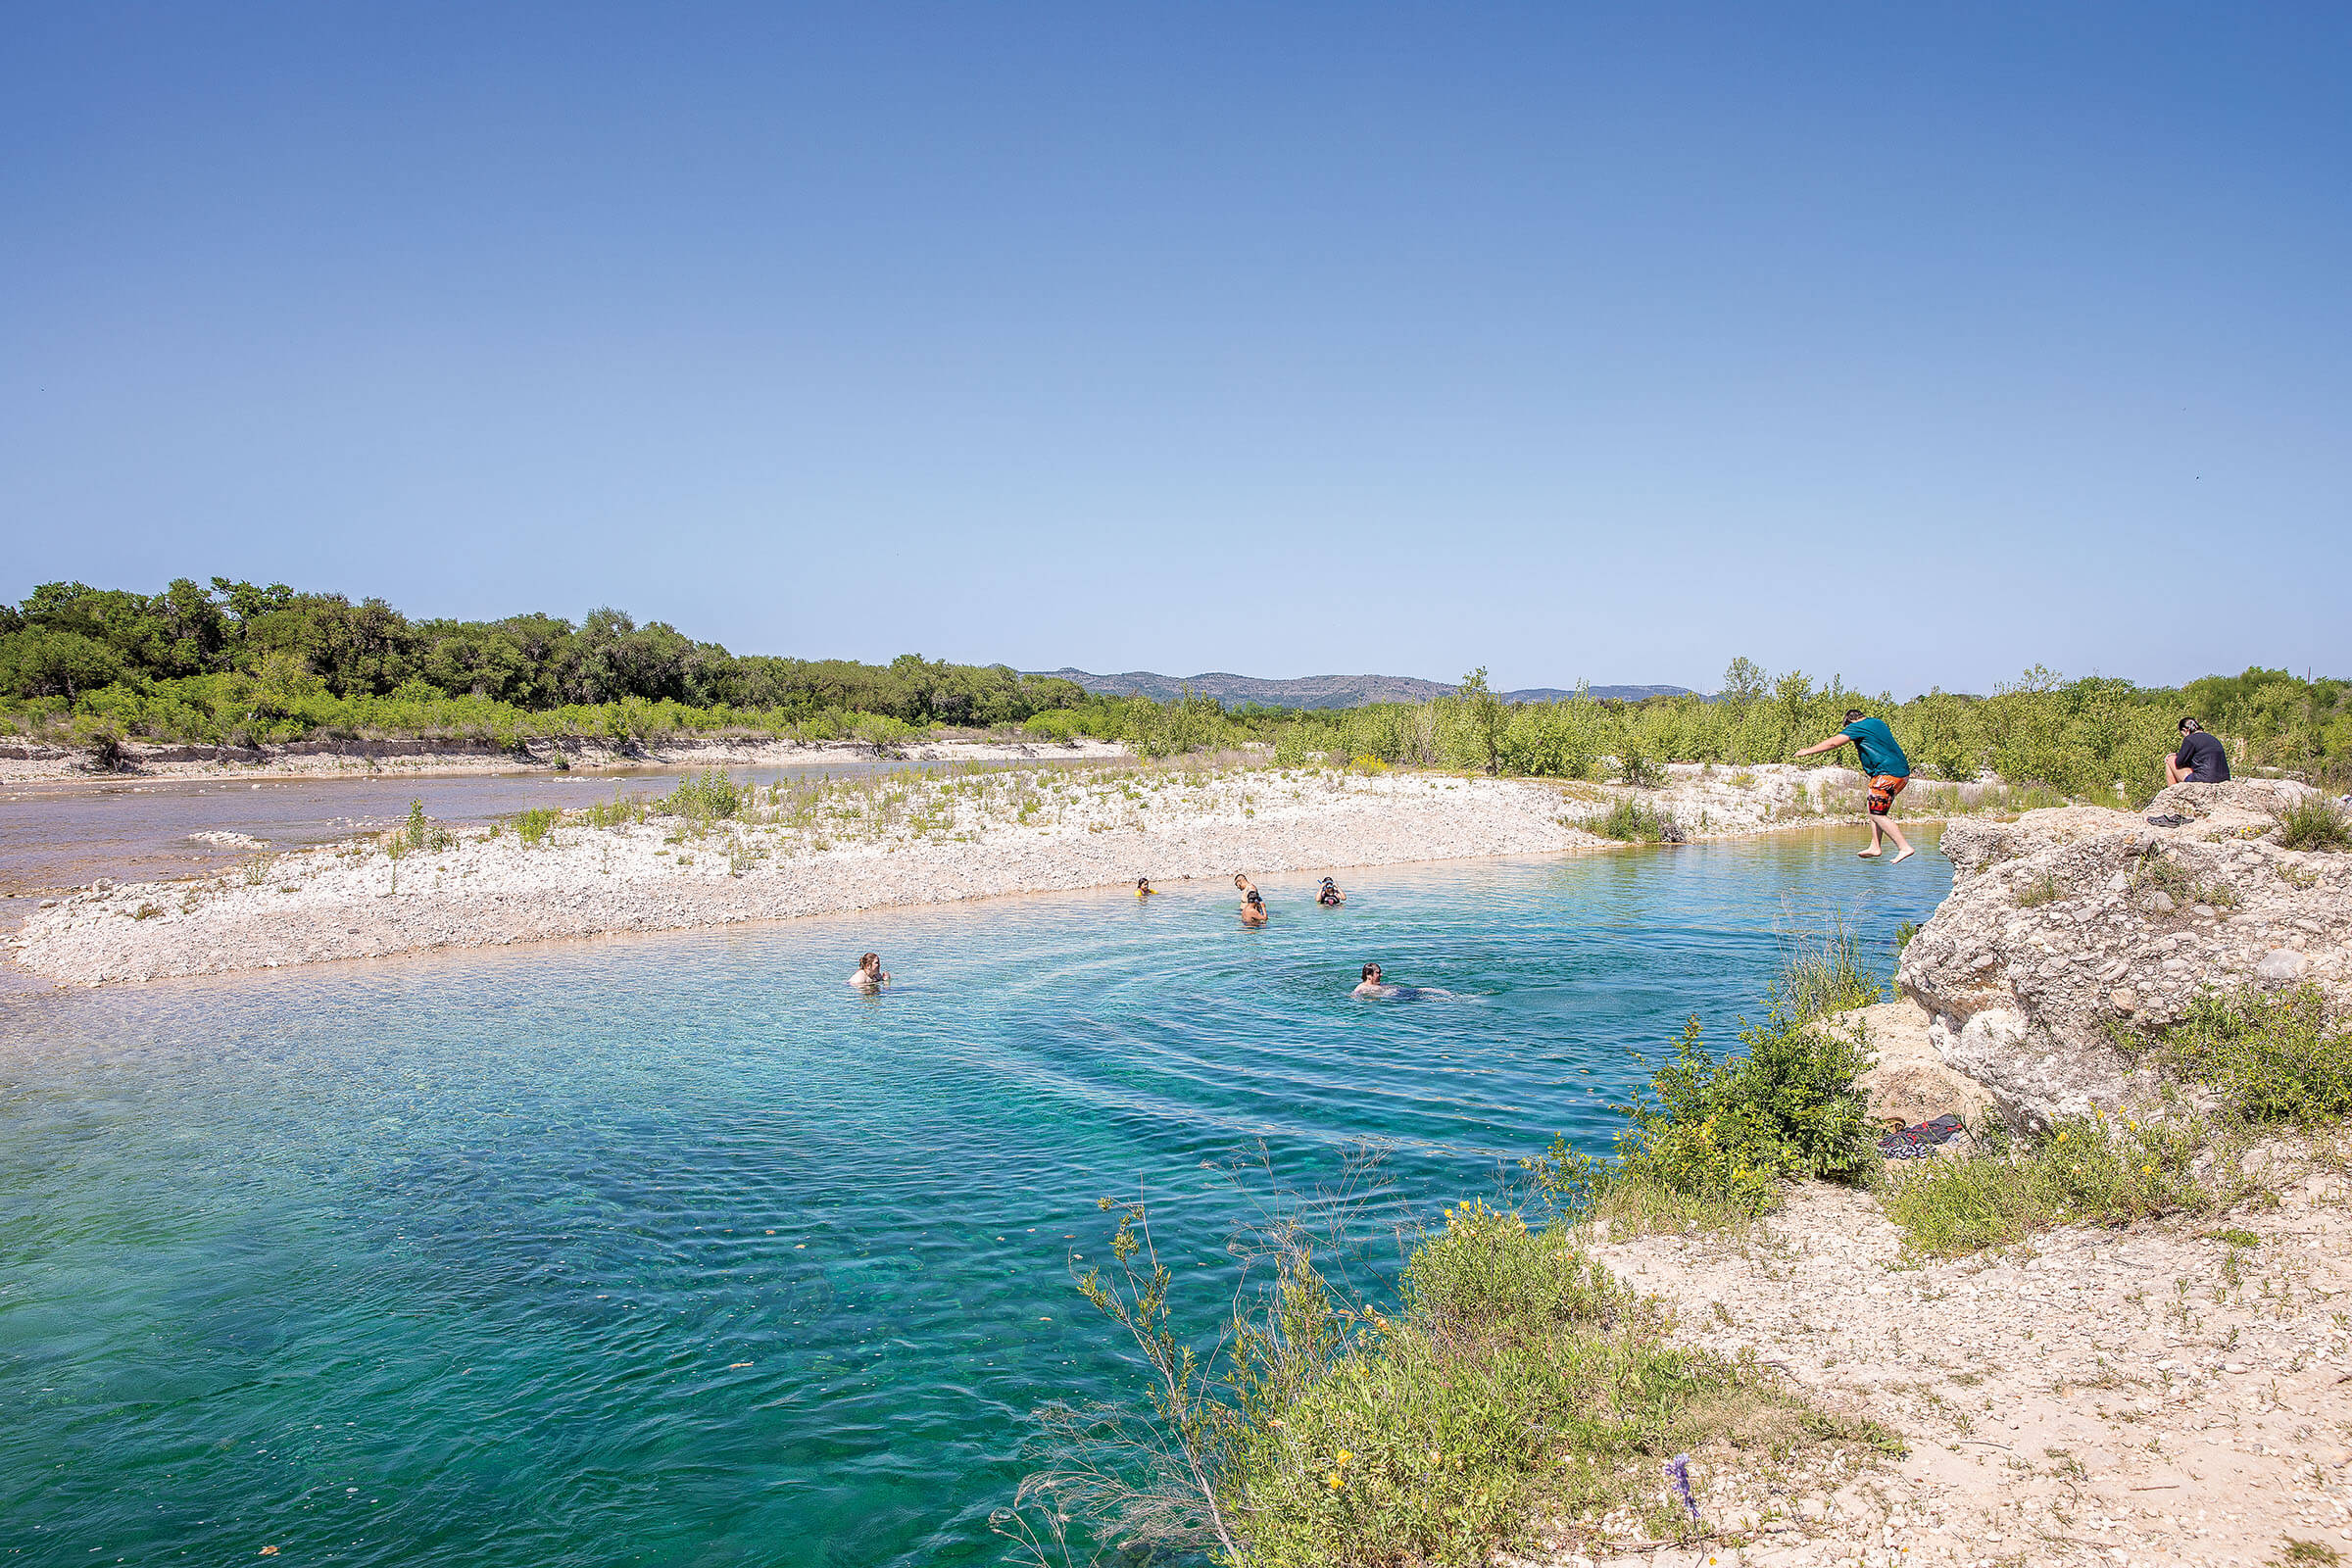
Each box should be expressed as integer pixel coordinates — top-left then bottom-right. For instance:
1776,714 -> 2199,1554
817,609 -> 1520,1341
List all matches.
1891,846 -> 1916,863
1856,847 -> 1882,858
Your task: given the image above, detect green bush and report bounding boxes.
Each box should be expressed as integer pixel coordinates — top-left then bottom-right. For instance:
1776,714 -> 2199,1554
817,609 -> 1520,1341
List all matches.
2159,986 -> 2352,1124
1613,1011 -> 1876,1216
1592,799 -> 1682,844
514,807 -> 560,846
662,768 -> 743,821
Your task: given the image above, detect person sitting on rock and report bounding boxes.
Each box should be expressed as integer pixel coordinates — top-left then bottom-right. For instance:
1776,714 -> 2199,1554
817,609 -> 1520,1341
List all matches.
2165,717 -> 2231,786
1794,708 -> 1916,863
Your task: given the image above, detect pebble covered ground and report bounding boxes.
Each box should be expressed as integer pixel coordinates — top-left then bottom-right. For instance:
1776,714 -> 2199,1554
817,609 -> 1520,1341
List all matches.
1514,1150 -> 2352,1568
7,760 -> 1897,987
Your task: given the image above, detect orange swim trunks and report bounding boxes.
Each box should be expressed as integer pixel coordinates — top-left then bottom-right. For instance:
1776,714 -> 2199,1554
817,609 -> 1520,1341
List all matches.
1867,774 -> 1908,815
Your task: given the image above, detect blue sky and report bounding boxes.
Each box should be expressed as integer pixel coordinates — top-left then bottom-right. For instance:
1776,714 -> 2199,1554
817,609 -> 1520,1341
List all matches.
3,4 -> 2345,696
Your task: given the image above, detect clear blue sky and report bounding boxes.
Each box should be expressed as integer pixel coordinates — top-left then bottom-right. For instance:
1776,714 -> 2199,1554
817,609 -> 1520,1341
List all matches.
3,4 -> 2346,697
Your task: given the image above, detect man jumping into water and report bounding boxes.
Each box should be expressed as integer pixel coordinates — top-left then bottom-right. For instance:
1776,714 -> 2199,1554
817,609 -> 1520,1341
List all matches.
1794,709 -> 1916,862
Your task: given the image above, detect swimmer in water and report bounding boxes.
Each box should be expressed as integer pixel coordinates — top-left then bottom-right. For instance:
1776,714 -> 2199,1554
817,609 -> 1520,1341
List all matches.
1136,877 -> 1155,897
849,952 -> 890,989
1232,872 -> 1256,898
1317,877 -> 1344,906
1240,889 -> 1268,926
1353,962 -> 1446,1001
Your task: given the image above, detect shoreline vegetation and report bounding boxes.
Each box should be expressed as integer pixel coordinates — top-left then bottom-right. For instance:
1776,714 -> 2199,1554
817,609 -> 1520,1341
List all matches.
1009,945 -> 2352,1567
5,580 -> 2349,802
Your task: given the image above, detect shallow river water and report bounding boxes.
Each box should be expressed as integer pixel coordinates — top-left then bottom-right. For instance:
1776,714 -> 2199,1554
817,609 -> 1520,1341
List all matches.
0,829 -> 1945,1566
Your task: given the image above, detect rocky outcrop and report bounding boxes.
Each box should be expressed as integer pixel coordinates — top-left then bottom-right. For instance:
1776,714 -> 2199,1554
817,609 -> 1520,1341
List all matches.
1849,1000 -> 1996,1130
1897,779 -> 2352,1128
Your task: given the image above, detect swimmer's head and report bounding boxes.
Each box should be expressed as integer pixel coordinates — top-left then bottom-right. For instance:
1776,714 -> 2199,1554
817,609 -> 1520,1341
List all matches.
1245,890 -> 1263,906
1137,877 -> 1151,889
1321,877 -> 1336,888
1361,962 -> 1381,983
1232,873 -> 1249,889
858,952 -> 880,973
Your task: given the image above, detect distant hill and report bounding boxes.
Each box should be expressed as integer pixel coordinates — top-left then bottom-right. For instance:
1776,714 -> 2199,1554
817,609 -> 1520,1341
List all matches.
1028,669 -> 1695,710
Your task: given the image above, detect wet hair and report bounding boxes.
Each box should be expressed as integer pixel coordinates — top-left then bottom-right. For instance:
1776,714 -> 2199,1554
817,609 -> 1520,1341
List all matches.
1844,709 -> 1867,723
858,952 -> 879,968
1361,962 -> 1380,981
2179,716 -> 2202,733
1245,890 -> 1263,906
1137,877 -> 1151,888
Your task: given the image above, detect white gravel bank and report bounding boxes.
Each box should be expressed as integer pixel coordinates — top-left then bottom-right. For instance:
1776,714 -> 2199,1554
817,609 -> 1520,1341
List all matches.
7,760 -> 1905,987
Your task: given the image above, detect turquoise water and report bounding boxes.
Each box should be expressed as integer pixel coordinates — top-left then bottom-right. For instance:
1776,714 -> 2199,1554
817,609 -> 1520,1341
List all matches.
0,831 -> 1945,1566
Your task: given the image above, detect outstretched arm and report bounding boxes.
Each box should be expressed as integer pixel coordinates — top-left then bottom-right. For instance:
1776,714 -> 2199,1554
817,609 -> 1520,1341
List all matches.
1793,733 -> 1850,759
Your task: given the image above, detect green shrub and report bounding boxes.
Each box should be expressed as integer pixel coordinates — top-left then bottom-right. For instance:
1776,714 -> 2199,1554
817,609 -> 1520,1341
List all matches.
1613,1011 -> 1876,1217
2159,986 -> 2352,1124
1592,799 -> 1682,844
2275,795 -> 2352,853
662,767 -> 743,821
1883,1111 -> 2209,1257
514,807 -> 560,846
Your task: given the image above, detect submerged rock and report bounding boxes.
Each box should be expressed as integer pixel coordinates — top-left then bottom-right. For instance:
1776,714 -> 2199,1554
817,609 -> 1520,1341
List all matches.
1898,779 -> 2352,1128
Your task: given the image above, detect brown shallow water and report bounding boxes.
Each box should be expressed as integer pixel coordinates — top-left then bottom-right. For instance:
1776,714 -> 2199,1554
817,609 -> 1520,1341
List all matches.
0,759 -> 1036,977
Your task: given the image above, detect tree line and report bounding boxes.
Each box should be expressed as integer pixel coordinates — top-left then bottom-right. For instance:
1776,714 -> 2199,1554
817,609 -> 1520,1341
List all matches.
0,577 -> 1086,726
3,578 -> 2344,804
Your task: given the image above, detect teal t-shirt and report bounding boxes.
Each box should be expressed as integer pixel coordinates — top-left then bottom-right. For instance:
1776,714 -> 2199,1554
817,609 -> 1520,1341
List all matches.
1839,717 -> 1909,778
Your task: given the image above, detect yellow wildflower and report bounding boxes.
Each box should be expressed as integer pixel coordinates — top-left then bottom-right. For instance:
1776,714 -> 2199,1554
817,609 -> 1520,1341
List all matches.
1326,1471 -> 1344,1491
1337,1449 -> 1352,1465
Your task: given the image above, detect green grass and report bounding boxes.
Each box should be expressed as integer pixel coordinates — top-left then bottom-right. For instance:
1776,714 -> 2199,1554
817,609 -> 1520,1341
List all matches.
1591,799 -> 1683,844
1882,1112 -> 2210,1257
2274,795 -> 2352,853
2158,986 -> 2352,1124
514,807 -> 559,846
2014,872 -> 2062,907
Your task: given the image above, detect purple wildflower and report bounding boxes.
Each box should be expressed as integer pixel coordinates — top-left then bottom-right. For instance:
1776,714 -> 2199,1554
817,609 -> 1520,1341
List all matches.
1664,1452 -> 1699,1524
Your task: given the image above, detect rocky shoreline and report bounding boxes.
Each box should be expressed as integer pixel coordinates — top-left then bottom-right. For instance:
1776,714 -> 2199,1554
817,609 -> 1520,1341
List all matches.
8,760 -> 1901,987
1898,779 -> 2352,1128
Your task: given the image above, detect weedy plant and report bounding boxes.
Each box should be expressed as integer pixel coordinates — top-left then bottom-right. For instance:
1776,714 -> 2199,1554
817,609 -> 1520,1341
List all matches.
662,768 -> 743,828
2157,985 -> 2352,1125
1000,1166 -> 1895,1568
1882,1111 -> 2210,1258
2274,795 -> 2352,853
2014,873 -> 2063,908
515,807 -> 560,846
1592,799 -> 1684,844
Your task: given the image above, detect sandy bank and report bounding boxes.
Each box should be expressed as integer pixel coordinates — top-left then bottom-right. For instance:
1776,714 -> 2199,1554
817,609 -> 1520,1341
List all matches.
1545,1152 -> 2352,1567
7,760 -> 1902,987
0,733 -> 1130,784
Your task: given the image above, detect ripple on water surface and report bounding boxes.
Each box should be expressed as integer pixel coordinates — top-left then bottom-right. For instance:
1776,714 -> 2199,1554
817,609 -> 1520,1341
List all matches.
0,829 -> 1946,1566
